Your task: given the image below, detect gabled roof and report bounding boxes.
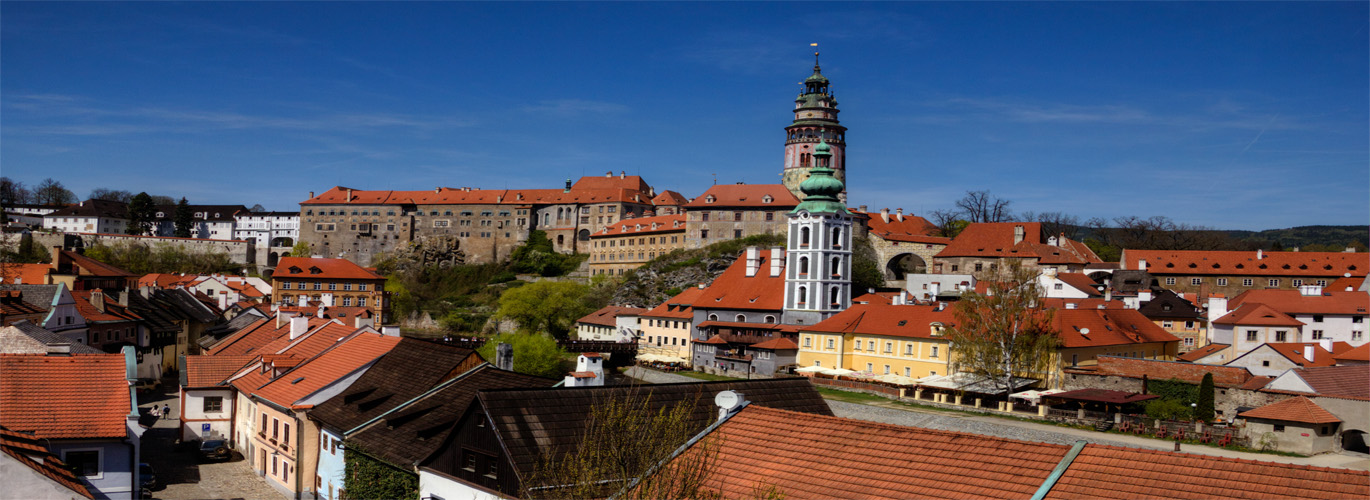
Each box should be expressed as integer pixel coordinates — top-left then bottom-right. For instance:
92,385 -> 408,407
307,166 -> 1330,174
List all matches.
1177,343 -> 1230,362
1212,303 -> 1304,327
694,250 -> 786,311
252,332 -> 400,409
641,286 -> 707,320
206,317 -> 279,356
1069,355 -> 1253,387
0,284 -> 61,311
591,213 -> 686,237
650,190 -> 688,206
1327,276 -> 1365,292
682,184 -> 798,209
1333,342 -> 1369,363
70,290 -> 142,323
855,210 -> 948,245
474,379 -> 831,482
749,337 -> 799,350
570,174 -> 651,193
184,355 -> 257,388
0,290 -> 46,317
348,364 -> 556,469
1286,365 -> 1370,400
0,427 -> 94,499
653,405 -> 1370,500
53,249 -> 137,278
0,322 -> 102,354
273,257 -> 385,281
1249,343 -> 1343,369
936,222 -> 1102,265
1121,249 -> 1368,277
0,353 -> 130,439
45,199 -> 127,219
310,339 -> 478,433
1040,298 -> 1129,311
804,302 -> 955,339
1239,396 -> 1341,424
1055,273 -> 1104,296
1137,289 -> 1203,319
1229,289 -> 1369,316
1055,309 -> 1180,348
0,263 -> 50,285
576,305 -> 639,328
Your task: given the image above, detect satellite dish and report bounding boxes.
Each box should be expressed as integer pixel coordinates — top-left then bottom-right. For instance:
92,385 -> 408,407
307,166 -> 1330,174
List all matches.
1080,328 -> 1090,335
714,390 -> 741,411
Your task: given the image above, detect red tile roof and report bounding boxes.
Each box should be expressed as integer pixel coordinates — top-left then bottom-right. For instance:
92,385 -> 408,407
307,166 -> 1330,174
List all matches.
1177,343 -> 1230,362
570,174 -> 650,193
1239,396 -> 1341,424
695,335 -> 729,345
642,286 -> 707,320
184,355 -> 256,388
252,332 -> 400,409
854,210 -> 949,245
694,250 -> 786,311
0,353 -> 130,439
1056,273 -> 1104,296
1261,343 -> 1342,368
1239,376 -> 1274,391
1333,342 -> 1369,363
1121,250 -> 1368,277
301,179 -> 653,207
650,190 -> 688,206
1054,309 -> 1180,348
0,263 -> 50,285
273,257 -> 385,281
70,290 -> 142,323
749,337 -> 798,350
1327,276 -> 1365,292
936,222 -> 1102,265
1212,303 -> 1304,327
1228,289 -> 1369,316
1041,298 -> 1130,311
683,184 -> 798,208
805,302 -> 956,339
591,213 -> 686,237
0,427 -> 94,499
206,317 -> 283,356
576,305 -> 640,328
1070,355 -> 1254,387
55,250 -> 137,278
1286,365 -> 1370,400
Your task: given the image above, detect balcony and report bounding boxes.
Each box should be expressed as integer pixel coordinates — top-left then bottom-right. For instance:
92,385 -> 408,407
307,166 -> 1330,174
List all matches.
716,350 -> 753,362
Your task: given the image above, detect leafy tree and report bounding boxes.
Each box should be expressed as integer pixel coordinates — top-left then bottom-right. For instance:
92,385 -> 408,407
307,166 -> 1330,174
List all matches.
494,280 -> 589,339
173,198 -> 194,238
343,445 -> 417,500
850,236 -> 884,292
289,240 -> 311,257
31,178 -> 76,205
79,242 -> 237,274
1196,373 -> 1216,423
947,261 -> 1059,394
477,333 -> 568,379
954,190 -> 1013,223
0,177 -> 32,205
88,188 -> 134,203
126,192 -> 157,235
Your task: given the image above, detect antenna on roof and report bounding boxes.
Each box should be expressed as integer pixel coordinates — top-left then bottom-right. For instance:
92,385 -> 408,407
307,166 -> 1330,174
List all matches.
712,173 -> 717,185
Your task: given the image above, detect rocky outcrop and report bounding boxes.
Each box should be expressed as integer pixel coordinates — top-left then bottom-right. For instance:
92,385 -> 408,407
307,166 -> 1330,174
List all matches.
388,235 -> 466,272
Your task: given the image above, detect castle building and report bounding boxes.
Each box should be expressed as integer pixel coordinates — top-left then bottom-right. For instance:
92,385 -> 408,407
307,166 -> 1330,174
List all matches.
782,140 -> 853,326
781,54 -> 846,203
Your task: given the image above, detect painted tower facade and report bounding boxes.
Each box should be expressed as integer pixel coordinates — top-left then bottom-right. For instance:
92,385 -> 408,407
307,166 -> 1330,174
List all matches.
781,55 -> 847,203
783,140 -> 853,326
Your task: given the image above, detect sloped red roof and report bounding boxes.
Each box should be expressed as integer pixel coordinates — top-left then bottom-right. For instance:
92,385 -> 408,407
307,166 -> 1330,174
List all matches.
185,354 -> 256,388
207,317 -> 284,356
1072,355 -> 1253,387
56,250 -> 137,278
576,305 -> 639,328
1177,343 -> 1230,362
70,290 -> 142,323
273,257 -> 385,281
936,222 -> 1101,265
683,184 -> 798,208
1327,276 -> 1365,292
642,286 -> 707,319
749,337 -> 798,350
0,428 -> 94,498
1055,273 -> 1103,296
1055,309 -> 1180,348
592,213 -> 686,237
1288,365 -> 1370,400
1260,343 -> 1341,368
1239,396 -> 1340,424
252,333 -> 400,408
1239,376 -> 1275,391
301,180 -> 652,207
0,263 -> 50,285
805,302 -> 956,339
1229,289 -> 1369,316
695,335 -> 729,345
855,210 -> 948,245
1122,249 -> 1368,277
0,353 -> 129,439
1041,298 -> 1130,311
1049,388 -> 1157,404
1333,342 -> 1369,363
694,250 -> 786,311
650,190 -> 688,206
1212,303 -> 1304,327
570,174 -> 650,193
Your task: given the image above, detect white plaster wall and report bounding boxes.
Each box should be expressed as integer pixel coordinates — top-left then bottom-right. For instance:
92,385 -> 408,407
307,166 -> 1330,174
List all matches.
419,470 -> 503,500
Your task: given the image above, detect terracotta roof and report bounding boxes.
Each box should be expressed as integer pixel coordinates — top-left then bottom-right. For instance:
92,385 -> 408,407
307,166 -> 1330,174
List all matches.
576,305 -> 639,328
301,179 -> 652,207
682,184 -> 798,208
0,353 -> 130,439
570,174 -> 651,193
206,317 -> 284,356
805,302 -> 956,339
184,355 -> 256,388
650,190 -> 688,206
1261,343 -> 1342,368
310,339 -> 479,433
1050,388 -> 1157,404
1055,309 -> 1180,348
1055,273 -> 1104,296
1229,289 -> 1369,316
1071,356 -> 1254,387
273,257 -> 384,281
1177,343 -> 1230,362
1041,298 -> 1129,311
1121,249 -> 1368,277
1212,303 -> 1304,327
1239,376 -> 1275,391
854,210 -> 948,245
1327,276 -> 1365,292
138,273 -> 189,289
936,222 -> 1102,264
749,337 -> 799,350
0,291 -> 46,317
1239,396 -> 1341,424
252,332 -> 400,409
0,427 -> 94,499
641,286 -> 707,320
70,290 -> 141,323
0,263 -> 49,285
694,250 -> 786,311
1288,365 -> 1370,400
1333,342 -> 1369,362
695,335 -> 729,345
591,213 -> 686,237
55,249 -> 137,278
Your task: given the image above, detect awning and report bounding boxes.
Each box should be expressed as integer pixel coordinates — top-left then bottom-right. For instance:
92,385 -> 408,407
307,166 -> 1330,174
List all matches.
819,367 -> 855,376
917,373 -> 1037,395
1046,388 -> 1159,405
876,374 -> 920,386
794,365 -> 826,373
1010,389 -> 1065,405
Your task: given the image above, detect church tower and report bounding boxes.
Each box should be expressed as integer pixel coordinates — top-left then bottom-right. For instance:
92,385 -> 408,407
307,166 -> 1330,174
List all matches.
782,140 -> 853,326
782,53 -> 847,204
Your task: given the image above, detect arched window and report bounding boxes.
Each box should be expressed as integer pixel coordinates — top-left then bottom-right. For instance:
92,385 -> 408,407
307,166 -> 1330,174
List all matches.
708,314 -> 719,321
832,227 -> 842,248
800,227 -> 810,247
735,314 -> 746,323
831,257 -> 841,277
797,286 -> 807,305
764,315 -> 776,323
830,287 -> 840,306
799,256 -> 809,275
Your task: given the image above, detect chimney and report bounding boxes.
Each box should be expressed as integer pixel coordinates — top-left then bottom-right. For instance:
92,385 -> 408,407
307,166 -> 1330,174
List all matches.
90,289 -> 106,313
218,291 -> 229,310
309,191 -> 315,199
1257,249 -> 1264,260
1319,338 -> 1333,353
346,188 -> 353,201
45,343 -> 72,356
1138,289 -> 1152,303
879,208 -> 890,223
858,205 -> 867,213
1013,225 -> 1026,244
895,208 -> 904,222
381,325 -> 400,336
1137,259 -> 1147,271
1047,236 -> 1058,246
290,316 -> 309,340
1104,279 -> 1112,302
605,171 -> 613,177
1303,345 -> 1315,363
745,247 -> 760,277
117,289 -> 128,307
496,342 -> 514,371
769,247 -> 783,277
620,171 -> 626,179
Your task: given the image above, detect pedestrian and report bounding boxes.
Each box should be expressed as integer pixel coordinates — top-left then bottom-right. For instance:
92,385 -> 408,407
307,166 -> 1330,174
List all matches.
150,405 -> 160,418
162,404 -> 171,418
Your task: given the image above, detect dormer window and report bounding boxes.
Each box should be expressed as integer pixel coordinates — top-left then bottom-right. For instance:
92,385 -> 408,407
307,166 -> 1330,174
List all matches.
762,195 -> 773,203
309,266 -> 322,274
705,195 -> 716,203
288,266 -> 303,273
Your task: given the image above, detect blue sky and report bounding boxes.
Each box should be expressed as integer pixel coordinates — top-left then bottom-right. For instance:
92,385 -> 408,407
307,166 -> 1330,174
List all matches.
3,2 -> 1366,230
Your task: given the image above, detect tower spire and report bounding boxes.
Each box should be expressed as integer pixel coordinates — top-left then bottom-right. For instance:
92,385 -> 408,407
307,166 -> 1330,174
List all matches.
782,49 -> 846,204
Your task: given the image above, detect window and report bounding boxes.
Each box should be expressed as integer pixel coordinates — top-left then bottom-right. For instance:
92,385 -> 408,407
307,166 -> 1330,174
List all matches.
1243,278 -> 1253,286
866,363 -> 873,372
343,283 -> 353,291
273,418 -> 279,439
803,336 -> 812,348
884,342 -> 892,353
1312,315 -> 1324,323
1054,283 -> 1063,290
1273,424 -> 1285,432
1162,321 -> 1173,328
883,365 -> 891,375
1165,277 -> 1176,285
905,344 -> 913,355
328,283 -> 337,291
1246,330 -> 1258,342
1184,337 -> 1195,346
904,367 -> 911,377
1191,278 -> 1202,285
1316,280 -> 1327,286
826,339 -> 834,349
1292,279 -> 1303,287
64,450 -> 101,477
1071,354 -> 1078,367
281,282 -> 291,290
1217,278 -> 1228,286
1311,330 -> 1325,340
358,284 -> 368,291
1268,279 -> 1279,287
203,396 -> 223,413
357,297 -> 366,307
931,346 -> 939,358
1185,321 -> 1195,329
853,341 -> 862,351
1275,330 -> 1287,342
284,423 -> 291,443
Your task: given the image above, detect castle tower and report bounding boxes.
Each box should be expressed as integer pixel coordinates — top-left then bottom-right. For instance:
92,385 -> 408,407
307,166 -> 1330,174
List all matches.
782,140 -> 853,326
782,53 -> 847,204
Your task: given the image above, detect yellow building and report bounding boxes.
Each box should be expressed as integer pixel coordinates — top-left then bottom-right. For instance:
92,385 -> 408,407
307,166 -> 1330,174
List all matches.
588,213 -> 686,276
1050,308 -> 1181,388
797,300 -> 957,379
639,286 -> 707,363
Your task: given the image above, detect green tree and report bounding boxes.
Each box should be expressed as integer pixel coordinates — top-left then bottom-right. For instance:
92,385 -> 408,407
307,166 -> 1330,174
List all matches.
1196,373 -> 1216,423
493,280 -> 589,339
946,261 -> 1059,393
850,236 -> 885,292
477,333 -> 568,379
343,445 -> 417,500
173,197 -> 193,238
126,192 -> 156,235
288,240 -> 311,257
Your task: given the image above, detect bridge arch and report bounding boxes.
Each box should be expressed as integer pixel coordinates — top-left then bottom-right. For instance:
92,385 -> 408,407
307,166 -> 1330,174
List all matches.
885,253 -> 927,280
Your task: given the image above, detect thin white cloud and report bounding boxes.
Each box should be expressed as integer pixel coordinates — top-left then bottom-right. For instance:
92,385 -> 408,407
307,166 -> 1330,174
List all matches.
521,99 -> 629,116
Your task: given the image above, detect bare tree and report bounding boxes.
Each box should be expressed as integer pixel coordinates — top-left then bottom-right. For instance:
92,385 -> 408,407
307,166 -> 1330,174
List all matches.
89,188 -> 134,203
928,208 -> 966,238
1018,211 -> 1082,240
0,177 -> 31,205
954,190 -> 1013,223
31,178 -> 76,205
947,261 -> 1059,395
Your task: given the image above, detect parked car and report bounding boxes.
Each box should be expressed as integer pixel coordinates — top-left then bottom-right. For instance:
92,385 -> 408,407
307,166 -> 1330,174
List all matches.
139,463 -> 157,492
198,439 -> 231,461
135,378 -> 160,395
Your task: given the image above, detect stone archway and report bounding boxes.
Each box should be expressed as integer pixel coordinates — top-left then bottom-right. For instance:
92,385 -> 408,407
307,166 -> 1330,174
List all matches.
272,237 -> 294,247
1343,430 -> 1368,453
268,252 -> 279,266
578,229 -> 591,241
885,253 -> 927,280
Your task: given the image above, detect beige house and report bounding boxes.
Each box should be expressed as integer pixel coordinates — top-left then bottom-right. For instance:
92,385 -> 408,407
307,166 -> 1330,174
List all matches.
588,213 -> 686,276
639,286 -> 707,363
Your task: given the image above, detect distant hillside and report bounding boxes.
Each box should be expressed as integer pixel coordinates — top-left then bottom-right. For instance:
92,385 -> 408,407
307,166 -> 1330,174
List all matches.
1226,225 -> 1368,252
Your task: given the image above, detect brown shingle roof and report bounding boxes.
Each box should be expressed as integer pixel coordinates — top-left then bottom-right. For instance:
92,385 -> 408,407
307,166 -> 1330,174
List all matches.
309,339 -> 478,433
1239,396 -> 1341,424
1069,356 -> 1254,388
1289,365 -> 1370,400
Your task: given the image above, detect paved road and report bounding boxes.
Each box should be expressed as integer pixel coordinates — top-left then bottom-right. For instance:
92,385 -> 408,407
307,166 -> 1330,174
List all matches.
138,378 -> 282,500
625,366 -> 1370,471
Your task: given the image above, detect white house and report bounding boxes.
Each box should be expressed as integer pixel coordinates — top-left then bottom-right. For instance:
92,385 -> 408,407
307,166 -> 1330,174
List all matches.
1222,287 -> 1368,347
42,199 -> 128,235
40,283 -> 88,346
563,353 -> 605,387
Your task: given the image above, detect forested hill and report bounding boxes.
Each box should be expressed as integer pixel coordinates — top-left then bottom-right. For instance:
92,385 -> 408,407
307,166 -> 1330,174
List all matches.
1227,225 -> 1368,251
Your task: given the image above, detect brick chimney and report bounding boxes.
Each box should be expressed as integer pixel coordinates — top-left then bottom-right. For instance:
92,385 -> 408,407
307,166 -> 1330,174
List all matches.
90,289 -> 106,313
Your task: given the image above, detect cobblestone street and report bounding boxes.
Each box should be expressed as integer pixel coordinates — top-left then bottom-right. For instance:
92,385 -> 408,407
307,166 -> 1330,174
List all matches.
139,379 -> 282,500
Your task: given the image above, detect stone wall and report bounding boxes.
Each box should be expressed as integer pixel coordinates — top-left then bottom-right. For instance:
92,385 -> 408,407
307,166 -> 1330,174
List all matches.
76,233 -> 253,265
866,235 -> 943,285
1060,370 -> 1286,420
